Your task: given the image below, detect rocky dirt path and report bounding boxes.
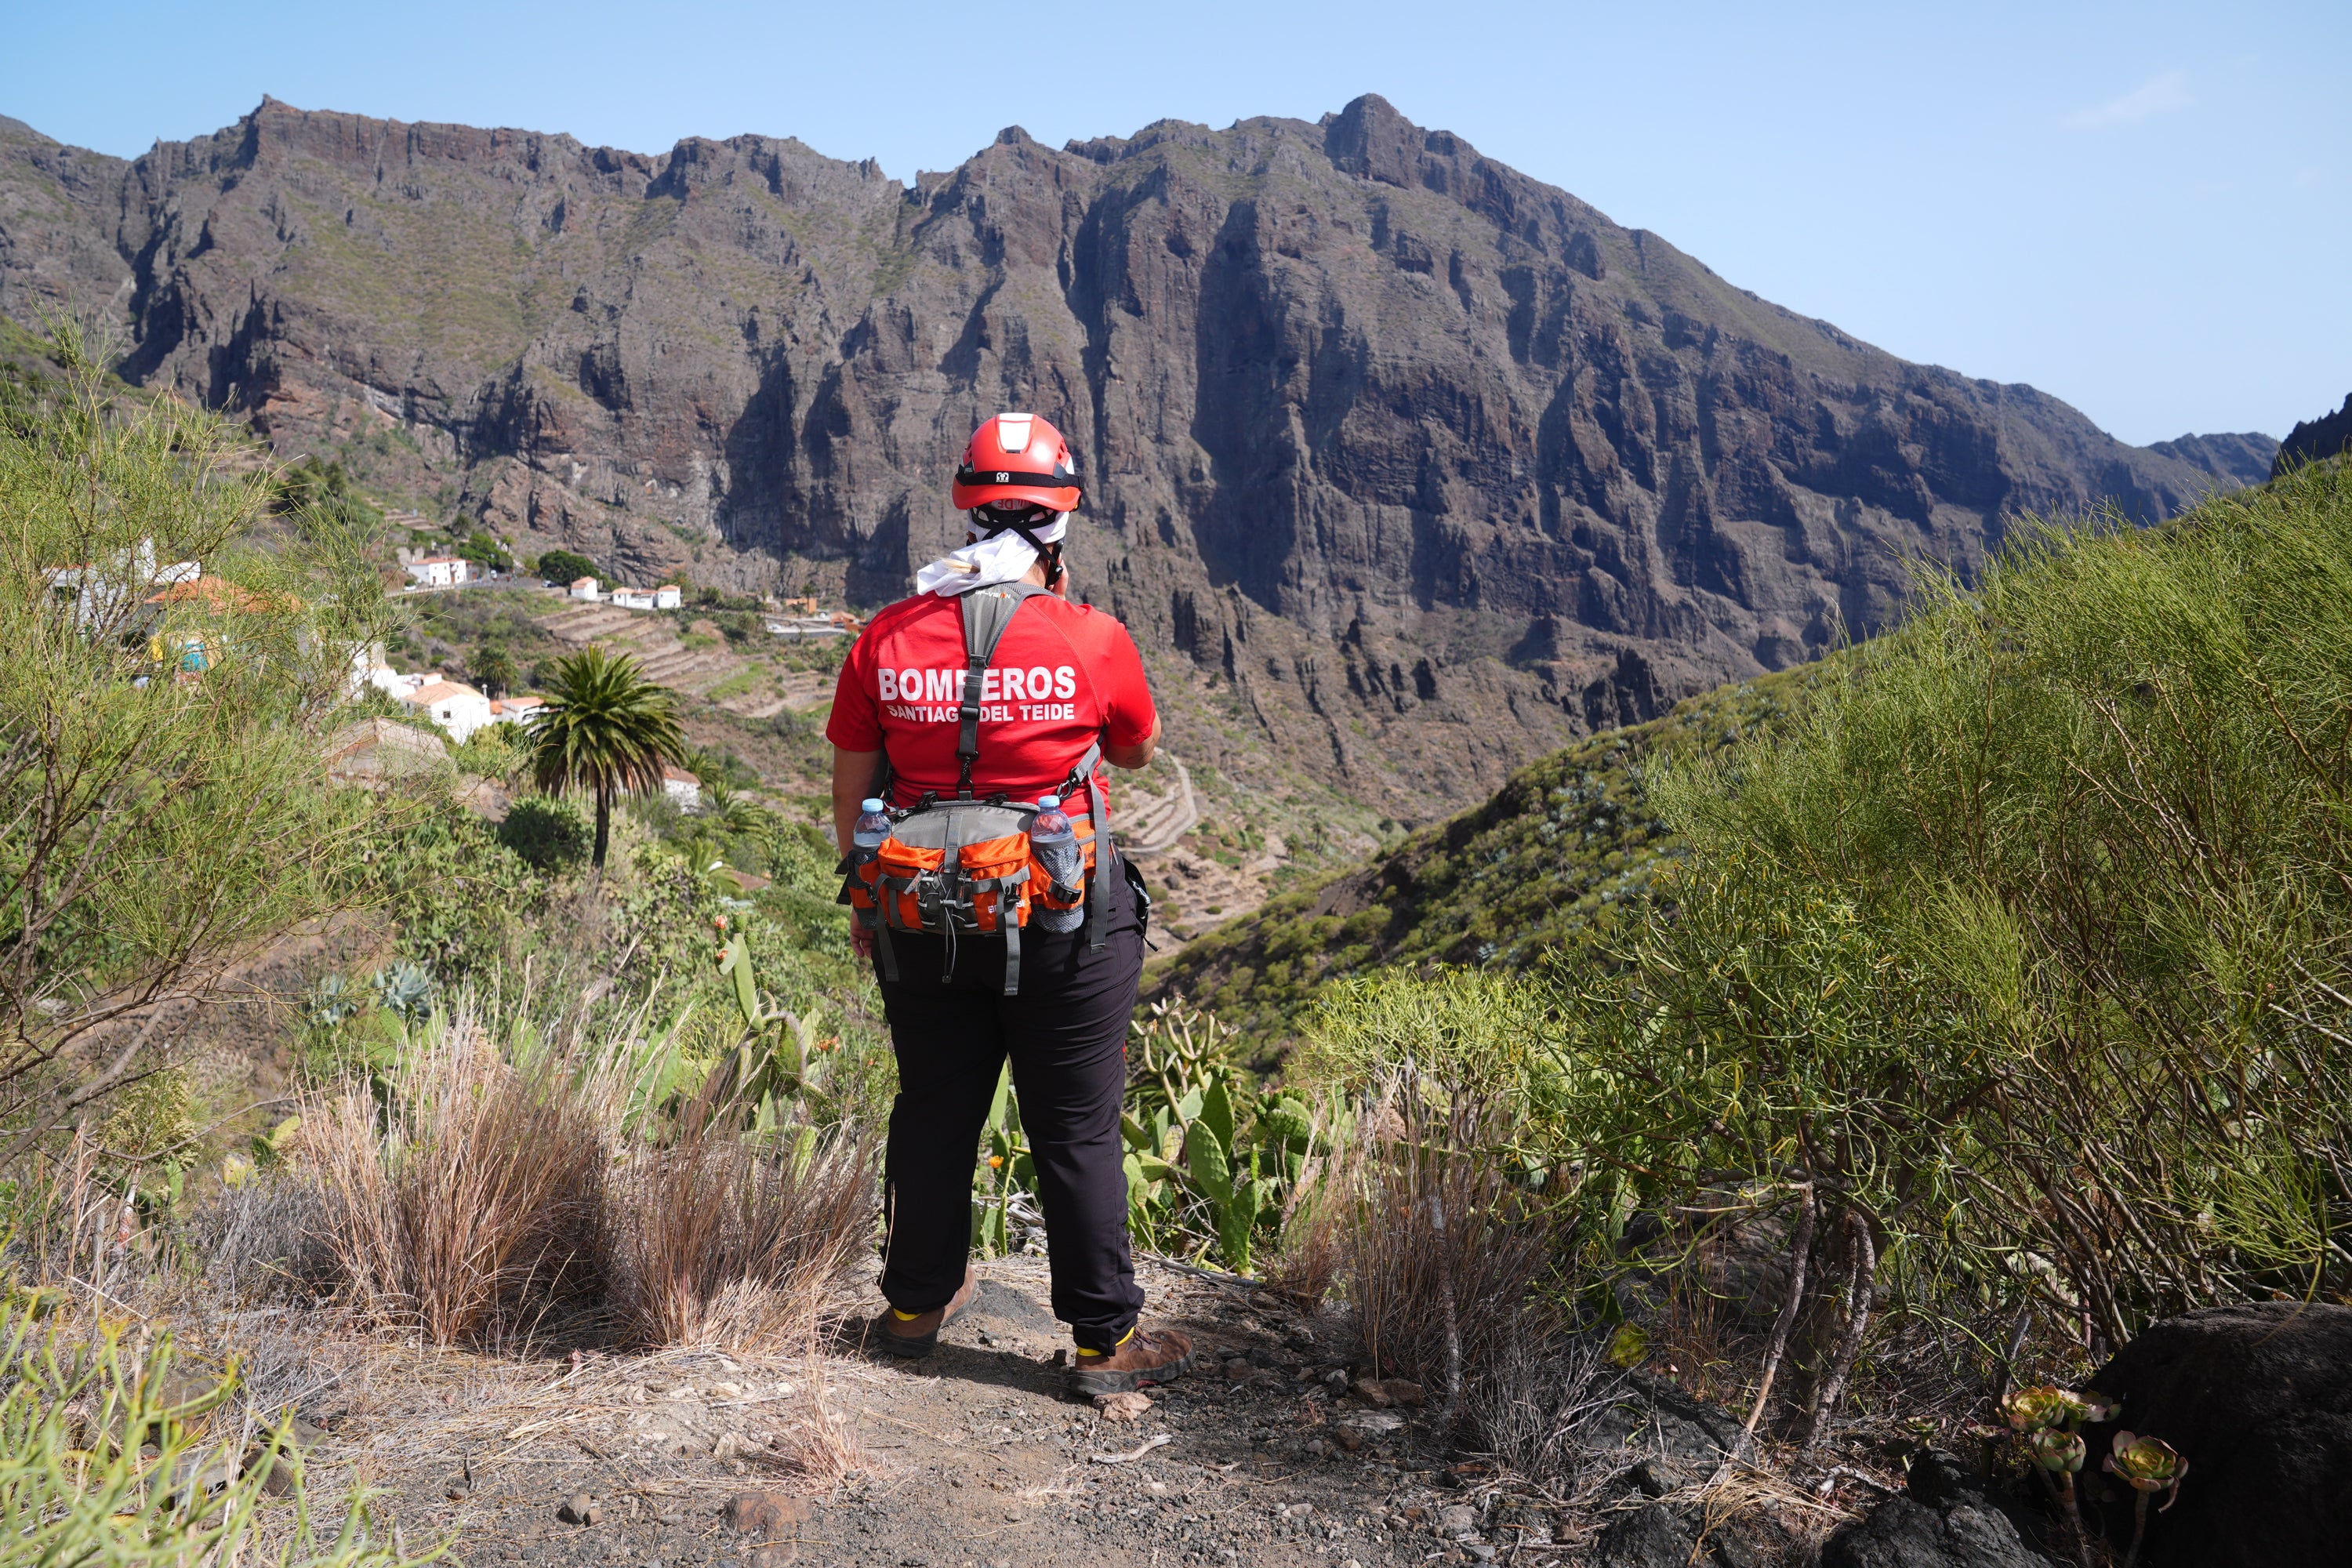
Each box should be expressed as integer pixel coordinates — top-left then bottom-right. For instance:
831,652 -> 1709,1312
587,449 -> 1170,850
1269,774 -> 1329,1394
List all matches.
326,1256 -> 1587,1568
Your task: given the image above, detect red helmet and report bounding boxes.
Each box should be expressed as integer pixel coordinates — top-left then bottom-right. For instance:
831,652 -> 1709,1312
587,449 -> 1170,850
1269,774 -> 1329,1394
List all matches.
950,412 -> 1083,514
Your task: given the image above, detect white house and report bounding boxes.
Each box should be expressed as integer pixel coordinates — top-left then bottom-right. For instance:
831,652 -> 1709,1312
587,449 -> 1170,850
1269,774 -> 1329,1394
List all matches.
767,610 -> 859,641
401,679 -> 495,743
45,539 -> 201,630
610,584 -> 684,612
568,576 -> 601,601
405,557 -> 469,590
659,764 -> 702,812
488,695 -> 547,727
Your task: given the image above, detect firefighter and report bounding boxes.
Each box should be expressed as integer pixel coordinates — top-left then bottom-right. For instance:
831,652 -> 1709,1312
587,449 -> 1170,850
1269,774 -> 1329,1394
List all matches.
826,412 -> 1192,1396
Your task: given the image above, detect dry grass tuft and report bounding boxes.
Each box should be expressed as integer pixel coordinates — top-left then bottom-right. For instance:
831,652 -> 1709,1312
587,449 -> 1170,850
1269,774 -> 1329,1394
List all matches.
601,1098 -> 877,1352
6,1131 -> 137,1292
1340,1076 -> 1556,1427
759,1351 -> 870,1482
295,1010 -> 604,1345
1461,1325 -> 1621,1483
184,1175 -> 336,1304
1265,1152 -> 1348,1310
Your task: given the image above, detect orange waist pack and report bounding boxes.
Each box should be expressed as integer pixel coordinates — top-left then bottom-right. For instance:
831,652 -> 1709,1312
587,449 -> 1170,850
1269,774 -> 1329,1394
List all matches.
840,799 -> 1100,993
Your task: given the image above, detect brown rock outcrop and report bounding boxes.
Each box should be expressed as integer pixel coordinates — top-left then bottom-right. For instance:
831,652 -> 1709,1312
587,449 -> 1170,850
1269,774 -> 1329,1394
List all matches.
0,96 -> 2276,811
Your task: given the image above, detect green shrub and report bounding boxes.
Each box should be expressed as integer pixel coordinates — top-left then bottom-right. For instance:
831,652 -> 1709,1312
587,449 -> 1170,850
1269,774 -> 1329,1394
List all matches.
1290,465 -> 2352,1431
1543,463 -> 2352,1358
0,322 -> 401,1158
0,1307 -> 420,1567
451,719 -> 529,782
535,549 -> 594,584
498,797 -> 590,874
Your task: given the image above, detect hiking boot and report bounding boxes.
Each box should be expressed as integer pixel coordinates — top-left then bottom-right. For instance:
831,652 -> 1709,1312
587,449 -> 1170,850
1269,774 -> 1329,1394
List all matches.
871,1266 -> 976,1358
1067,1327 -> 1196,1398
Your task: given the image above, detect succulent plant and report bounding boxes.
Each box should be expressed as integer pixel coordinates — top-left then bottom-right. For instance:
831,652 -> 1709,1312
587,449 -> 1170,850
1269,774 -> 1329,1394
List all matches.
371,960 -> 437,1025
2008,1411 -> 2097,1568
2105,1431 -> 2187,1494
2002,1384 -> 2074,1432
2107,1429 -> 2189,1568
2057,1388 -> 2120,1425
711,929 -> 833,1127
2028,1427 -> 2086,1473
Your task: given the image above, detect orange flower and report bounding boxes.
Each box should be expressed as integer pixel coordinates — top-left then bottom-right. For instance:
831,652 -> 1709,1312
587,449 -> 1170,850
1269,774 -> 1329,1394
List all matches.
988,1156 -> 1004,1170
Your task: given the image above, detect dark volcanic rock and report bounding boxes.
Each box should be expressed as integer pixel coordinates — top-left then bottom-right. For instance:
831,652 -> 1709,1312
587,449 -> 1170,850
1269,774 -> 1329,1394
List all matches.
1594,1503 -> 1700,1568
1584,1371 -> 1748,1487
1592,1498 -> 1780,1568
1818,1449 -> 2059,1568
2147,430 -> 2279,489
1820,1496 -> 2056,1568
0,94 -> 2267,810
2274,393 -> 2352,475
2079,1301 -> 2352,1568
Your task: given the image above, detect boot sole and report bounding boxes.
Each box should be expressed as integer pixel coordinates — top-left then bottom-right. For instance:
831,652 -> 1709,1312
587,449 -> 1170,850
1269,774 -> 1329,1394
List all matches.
1068,1344 -> 1196,1398
879,1326 -> 942,1358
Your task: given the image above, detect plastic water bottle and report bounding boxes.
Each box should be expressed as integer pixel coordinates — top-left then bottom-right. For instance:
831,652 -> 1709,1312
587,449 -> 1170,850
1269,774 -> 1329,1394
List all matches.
851,797 -> 891,927
852,797 -> 891,858
1031,795 -> 1085,932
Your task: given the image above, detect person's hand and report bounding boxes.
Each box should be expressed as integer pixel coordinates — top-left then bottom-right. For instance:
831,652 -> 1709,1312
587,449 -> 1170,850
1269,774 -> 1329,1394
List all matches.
850,921 -> 875,960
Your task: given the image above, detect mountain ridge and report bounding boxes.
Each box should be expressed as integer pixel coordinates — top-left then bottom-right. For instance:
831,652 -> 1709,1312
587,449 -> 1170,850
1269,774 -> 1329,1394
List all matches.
0,93 -> 2274,819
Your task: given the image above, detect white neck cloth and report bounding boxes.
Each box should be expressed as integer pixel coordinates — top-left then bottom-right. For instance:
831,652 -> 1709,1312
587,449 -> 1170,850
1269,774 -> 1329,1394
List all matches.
915,512 -> 1070,597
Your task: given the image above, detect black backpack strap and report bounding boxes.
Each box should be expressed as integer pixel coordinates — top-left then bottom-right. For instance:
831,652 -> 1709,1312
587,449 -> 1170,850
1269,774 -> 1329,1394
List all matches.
953,584 -> 1049,799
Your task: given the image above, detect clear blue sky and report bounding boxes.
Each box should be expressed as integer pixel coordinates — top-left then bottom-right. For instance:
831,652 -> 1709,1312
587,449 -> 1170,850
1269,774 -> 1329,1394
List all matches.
7,0 -> 2346,445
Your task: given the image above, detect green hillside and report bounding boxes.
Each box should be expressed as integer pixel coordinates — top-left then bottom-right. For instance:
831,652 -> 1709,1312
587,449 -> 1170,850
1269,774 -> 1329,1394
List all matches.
1144,659 -> 1824,1058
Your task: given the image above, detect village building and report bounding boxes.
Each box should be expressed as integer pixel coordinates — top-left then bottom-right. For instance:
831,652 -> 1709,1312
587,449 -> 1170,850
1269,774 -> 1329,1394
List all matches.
45,538 -> 201,630
139,575 -> 286,676
660,764 -> 702,812
404,556 -> 469,589
569,576 -> 601,601
400,679 -> 494,743
766,608 -> 862,641
488,695 -> 546,726
611,584 -> 684,611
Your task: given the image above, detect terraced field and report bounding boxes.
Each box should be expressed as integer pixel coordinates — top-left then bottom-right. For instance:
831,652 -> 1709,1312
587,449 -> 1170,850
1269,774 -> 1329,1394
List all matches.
535,602 -> 832,720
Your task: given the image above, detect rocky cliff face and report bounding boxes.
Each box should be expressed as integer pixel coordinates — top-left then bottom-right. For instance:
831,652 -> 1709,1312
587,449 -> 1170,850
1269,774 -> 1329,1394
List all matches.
2148,430 -> 2279,489
0,96 -> 2277,813
2274,394 -> 2352,475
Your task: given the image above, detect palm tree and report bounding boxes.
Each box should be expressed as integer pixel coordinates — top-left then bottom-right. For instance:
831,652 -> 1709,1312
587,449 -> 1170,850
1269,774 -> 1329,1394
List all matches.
470,643 -> 515,699
671,826 -> 733,884
530,647 -> 686,869
699,778 -> 776,842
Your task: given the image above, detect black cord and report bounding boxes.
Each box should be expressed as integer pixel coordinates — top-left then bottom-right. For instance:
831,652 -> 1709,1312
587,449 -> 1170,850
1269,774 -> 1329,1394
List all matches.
970,507 -> 1066,588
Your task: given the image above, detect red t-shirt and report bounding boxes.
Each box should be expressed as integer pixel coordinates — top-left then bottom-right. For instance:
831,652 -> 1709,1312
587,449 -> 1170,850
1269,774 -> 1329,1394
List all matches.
826,591 -> 1156,818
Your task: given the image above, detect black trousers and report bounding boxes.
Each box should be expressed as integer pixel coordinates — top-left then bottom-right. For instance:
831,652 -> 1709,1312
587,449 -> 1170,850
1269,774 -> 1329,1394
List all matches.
873,861 -> 1147,1352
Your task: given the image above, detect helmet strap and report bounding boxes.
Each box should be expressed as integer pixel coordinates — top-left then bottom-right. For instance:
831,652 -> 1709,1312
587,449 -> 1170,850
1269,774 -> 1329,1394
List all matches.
971,508 -> 1065,589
